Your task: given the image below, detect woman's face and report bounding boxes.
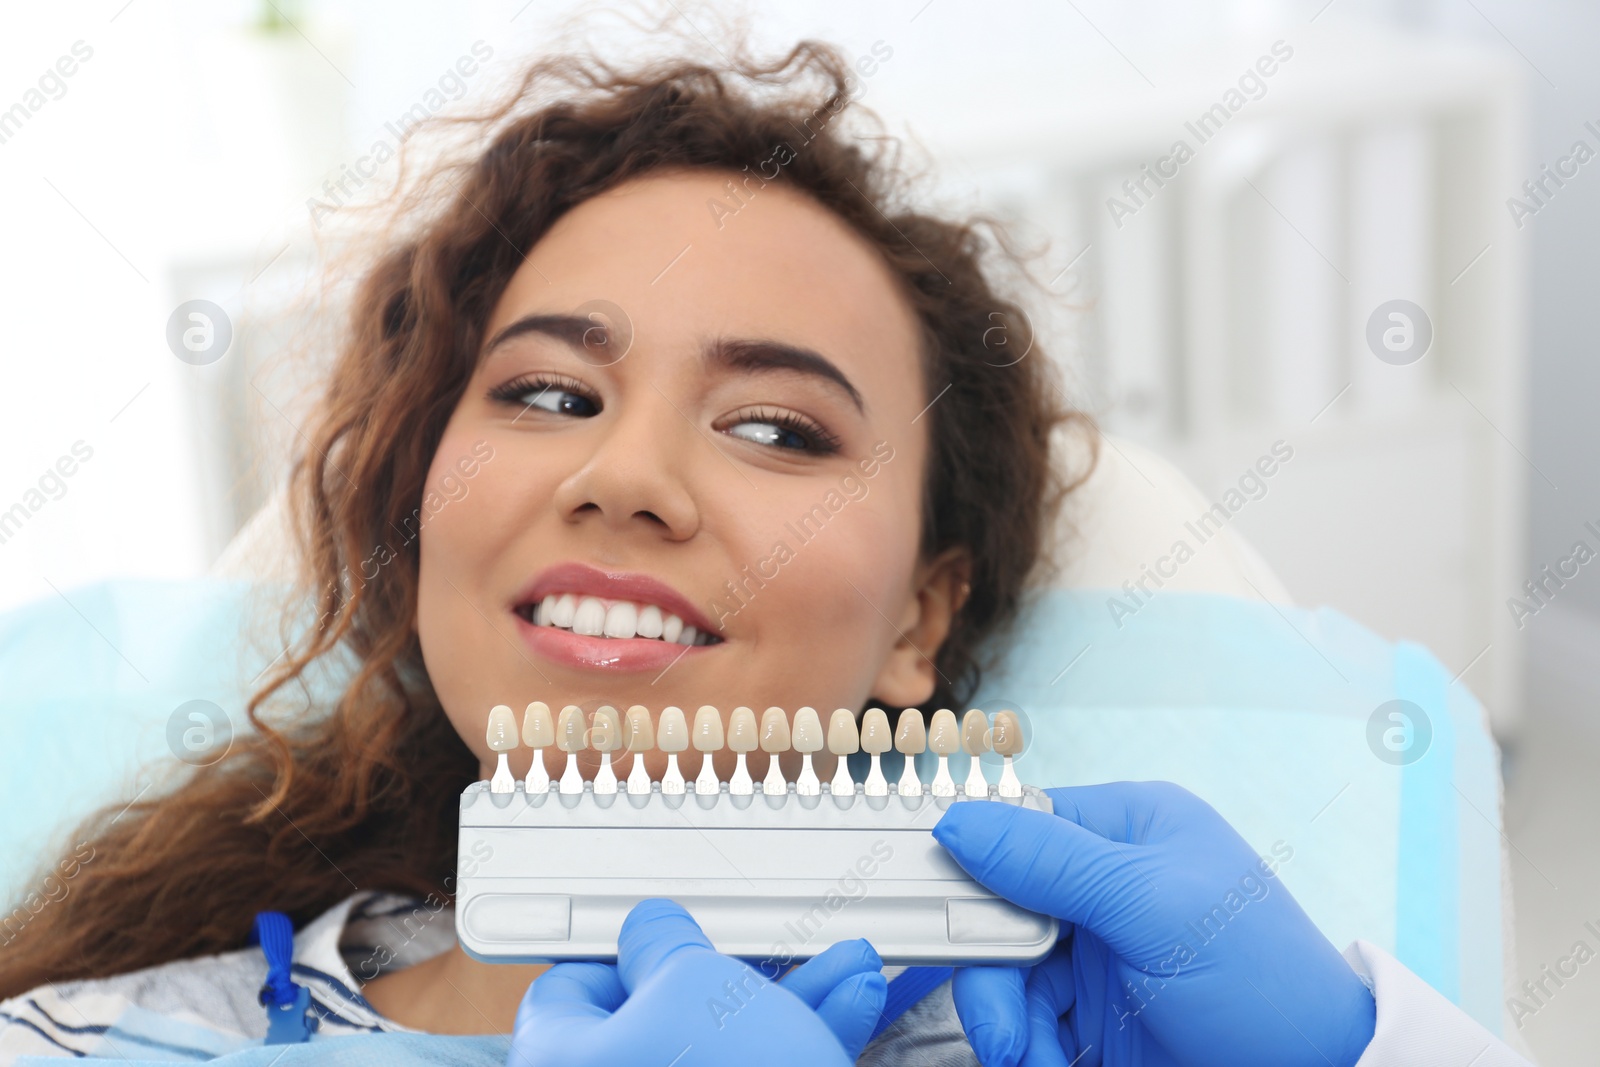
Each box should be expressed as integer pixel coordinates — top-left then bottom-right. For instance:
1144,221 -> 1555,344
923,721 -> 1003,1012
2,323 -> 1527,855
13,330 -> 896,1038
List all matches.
416,168 -> 966,777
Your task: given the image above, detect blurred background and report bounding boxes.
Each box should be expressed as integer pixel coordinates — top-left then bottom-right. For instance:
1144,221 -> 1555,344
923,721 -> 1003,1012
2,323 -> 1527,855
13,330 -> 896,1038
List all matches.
1,0 -> 1595,1059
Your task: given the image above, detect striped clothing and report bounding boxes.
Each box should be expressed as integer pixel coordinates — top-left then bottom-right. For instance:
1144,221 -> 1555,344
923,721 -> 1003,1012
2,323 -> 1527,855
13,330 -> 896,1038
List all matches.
0,890 -> 976,1064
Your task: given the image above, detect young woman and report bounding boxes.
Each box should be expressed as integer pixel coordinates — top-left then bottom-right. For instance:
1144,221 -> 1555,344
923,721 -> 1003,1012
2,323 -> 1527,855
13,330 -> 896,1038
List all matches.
0,38 -> 1526,1067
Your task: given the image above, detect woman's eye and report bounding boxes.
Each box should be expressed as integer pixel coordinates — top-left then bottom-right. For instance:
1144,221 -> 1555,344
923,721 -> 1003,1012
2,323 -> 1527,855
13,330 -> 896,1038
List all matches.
528,387 -> 597,418
721,410 -> 841,454
726,420 -> 812,450
490,377 -> 599,418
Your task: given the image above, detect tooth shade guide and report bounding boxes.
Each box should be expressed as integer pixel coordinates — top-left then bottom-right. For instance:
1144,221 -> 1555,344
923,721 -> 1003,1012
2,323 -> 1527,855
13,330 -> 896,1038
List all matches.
555,705 -> 586,795
991,709 -> 1024,798
592,706 -> 621,795
859,708 -> 891,797
827,709 -> 858,796
927,709 -> 959,798
523,702 -> 553,795
791,707 -> 823,797
693,705 -> 723,795
485,705 -> 518,793
456,750 -> 1061,966
522,702 -> 554,746
497,702 -> 1016,799
759,706 -> 790,794
657,706 -> 689,795
758,706 -> 790,751
727,706 -> 757,796
894,709 -> 925,797
961,709 -> 992,798
623,704 -> 653,795
486,705 -> 518,752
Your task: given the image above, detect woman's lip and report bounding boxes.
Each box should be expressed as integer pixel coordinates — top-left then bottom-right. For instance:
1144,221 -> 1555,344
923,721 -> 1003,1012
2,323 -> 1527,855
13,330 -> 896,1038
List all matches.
511,561 -> 723,637
513,611 -> 712,672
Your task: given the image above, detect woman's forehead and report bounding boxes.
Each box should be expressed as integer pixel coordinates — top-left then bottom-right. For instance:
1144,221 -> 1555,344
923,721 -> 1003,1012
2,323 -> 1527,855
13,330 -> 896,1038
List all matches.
485,169 -> 924,410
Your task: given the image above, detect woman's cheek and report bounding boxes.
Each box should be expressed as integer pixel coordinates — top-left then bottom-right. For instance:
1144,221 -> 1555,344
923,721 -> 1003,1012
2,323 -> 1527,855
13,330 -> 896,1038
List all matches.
791,500 -> 907,630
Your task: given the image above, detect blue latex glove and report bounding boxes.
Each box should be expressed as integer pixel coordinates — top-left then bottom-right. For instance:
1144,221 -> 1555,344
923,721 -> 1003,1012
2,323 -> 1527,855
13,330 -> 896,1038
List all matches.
933,782 -> 1376,1067
508,898 -> 888,1066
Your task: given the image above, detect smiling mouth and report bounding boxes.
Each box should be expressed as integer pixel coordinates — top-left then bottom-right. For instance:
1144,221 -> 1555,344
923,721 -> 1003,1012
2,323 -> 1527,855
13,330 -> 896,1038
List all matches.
514,593 -> 724,647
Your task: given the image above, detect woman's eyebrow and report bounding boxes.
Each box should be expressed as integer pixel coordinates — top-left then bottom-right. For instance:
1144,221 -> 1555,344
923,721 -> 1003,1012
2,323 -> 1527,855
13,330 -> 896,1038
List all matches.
705,336 -> 865,414
483,313 -> 614,359
483,312 -> 866,414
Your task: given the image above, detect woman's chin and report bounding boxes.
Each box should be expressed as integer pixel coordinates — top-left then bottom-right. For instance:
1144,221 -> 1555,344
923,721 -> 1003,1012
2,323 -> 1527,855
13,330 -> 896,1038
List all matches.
513,612 -> 721,673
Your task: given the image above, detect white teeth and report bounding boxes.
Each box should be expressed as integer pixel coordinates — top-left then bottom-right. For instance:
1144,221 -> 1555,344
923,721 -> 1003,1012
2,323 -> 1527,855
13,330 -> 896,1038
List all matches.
636,603 -> 664,639
603,601 -> 638,639
525,592 -> 710,645
551,593 -> 576,628
572,596 -> 607,636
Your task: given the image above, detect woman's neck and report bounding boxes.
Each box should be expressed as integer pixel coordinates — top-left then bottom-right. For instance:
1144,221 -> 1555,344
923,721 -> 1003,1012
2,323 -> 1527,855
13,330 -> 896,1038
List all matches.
360,942 -> 547,1035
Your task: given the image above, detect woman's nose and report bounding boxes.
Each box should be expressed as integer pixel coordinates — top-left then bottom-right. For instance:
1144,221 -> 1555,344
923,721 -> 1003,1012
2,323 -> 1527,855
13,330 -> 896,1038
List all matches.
550,393 -> 702,540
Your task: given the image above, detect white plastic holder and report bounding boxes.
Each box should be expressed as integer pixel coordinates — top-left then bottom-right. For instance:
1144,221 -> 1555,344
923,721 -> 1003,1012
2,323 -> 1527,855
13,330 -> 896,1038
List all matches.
730,753 -> 753,796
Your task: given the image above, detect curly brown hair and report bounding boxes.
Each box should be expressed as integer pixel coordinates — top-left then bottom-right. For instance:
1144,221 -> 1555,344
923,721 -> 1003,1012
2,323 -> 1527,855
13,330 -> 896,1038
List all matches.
0,35 -> 1094,996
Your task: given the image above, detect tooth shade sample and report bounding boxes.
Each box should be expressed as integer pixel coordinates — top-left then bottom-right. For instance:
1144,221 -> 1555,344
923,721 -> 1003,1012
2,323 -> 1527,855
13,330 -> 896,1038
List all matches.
523,701 -> 553,794
636,604 -> 664,639
624,704 -> 653,795
927,709 -> 960,755
522,701 -> 554,748
826,709 -> 857,796
759,707 -> 791,752
623,705 -> 654,752
603,601 -> 637,639
791,707 -> 822,796
961,709 -> 991,798
486,705 -> 518,752
657,706 -> 689,795
961,709 -> 991,755
928,708 -> 959,797
727,706 -> 757,795
690,705 -> 722,794
991,710 -> 1024,755
895,709 -> 927,754
895,708 -> 925,797
554,706 -> 586,794
727,707 -> 758,752
486,704 -> 518,793
557,706 -> 587,752
590,706 -> 621,795
827,709 -> 860,755
791,708 -> 823,753
657,707 -> 689,753
572,597 -> 607,636
859,709 -> 892,754
693,706 -> 724,751
859,707 -> 890,797
590,706 -> 621,752
759,707 -> 789,794
992,709 -> 1024,798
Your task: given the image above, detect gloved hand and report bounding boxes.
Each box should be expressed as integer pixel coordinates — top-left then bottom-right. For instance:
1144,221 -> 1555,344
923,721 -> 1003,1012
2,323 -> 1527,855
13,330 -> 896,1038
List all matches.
508,898 -> 888,1067
933,782 -> 1376,1067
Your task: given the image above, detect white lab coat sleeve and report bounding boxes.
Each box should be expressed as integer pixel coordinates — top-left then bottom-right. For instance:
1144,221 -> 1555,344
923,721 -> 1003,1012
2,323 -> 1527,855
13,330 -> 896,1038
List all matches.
1343,940 -> 1533,1066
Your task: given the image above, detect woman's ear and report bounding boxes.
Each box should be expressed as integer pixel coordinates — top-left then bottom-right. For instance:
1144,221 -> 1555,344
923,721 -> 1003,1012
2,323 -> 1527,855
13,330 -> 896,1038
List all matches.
869,547 -> 972,708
